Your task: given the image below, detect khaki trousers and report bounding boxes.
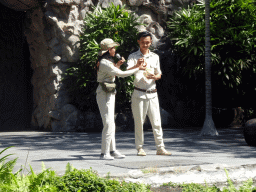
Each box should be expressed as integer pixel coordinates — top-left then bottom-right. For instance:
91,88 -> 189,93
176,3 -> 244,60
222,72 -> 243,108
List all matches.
131,95 -> 165,150
96,90 -> 116,154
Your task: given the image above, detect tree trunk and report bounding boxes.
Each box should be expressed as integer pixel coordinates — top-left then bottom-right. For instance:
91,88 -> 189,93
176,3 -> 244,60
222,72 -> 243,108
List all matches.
200,0 -> 218,136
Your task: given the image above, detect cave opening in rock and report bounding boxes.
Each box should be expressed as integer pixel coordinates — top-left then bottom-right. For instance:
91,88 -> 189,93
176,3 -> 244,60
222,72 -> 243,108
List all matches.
0,3 -> 33,131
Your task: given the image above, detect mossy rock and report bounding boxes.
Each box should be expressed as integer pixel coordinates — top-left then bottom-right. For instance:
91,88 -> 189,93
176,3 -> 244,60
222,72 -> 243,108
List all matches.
244,118 -> 256,146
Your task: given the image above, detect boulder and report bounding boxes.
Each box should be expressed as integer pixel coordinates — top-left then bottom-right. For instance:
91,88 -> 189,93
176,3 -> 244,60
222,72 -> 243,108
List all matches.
51,104 -> 79,132
244,119 -> 256,146
0,0 -> 39,11
160,107 -> 173,127
47,0 -> 81,5
99,0 -> 122,8
115,112 -> 134,132
77,111 -> 98,131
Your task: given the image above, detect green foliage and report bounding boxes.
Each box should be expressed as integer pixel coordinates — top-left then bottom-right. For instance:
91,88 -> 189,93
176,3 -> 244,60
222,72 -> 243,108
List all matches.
54,167 -> 151,192
27,163 -> 58,192
162,181 -> 221,192
63,3 -> 142,112
1,149 -> 256,192
55,167 -> 107,191
222,168 -> 256,192
65,162 -> 75,174
162,169 -> 256,191
0,146 -> 22,185
167,0 -> 256,107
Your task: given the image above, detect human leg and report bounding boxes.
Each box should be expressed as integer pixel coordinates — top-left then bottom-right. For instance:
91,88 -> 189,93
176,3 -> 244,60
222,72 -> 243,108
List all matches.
147,96 -> 172,155
147,96 -> 164,149
131,95 -> 148,150
96,91 -> 116,156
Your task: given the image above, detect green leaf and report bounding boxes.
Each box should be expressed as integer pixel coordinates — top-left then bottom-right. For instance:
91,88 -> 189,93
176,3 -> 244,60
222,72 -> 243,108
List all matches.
194,47 -> 197,55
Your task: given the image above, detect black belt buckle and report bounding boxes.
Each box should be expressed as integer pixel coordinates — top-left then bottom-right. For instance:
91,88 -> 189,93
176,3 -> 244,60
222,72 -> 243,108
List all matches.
146,89 -> 154,93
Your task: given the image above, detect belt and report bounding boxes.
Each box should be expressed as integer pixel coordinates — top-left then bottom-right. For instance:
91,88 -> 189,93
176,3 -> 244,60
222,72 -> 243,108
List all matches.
134,87 -> 157,93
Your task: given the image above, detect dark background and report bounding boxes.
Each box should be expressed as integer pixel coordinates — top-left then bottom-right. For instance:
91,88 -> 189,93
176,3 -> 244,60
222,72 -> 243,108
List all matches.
0,3 -> 33,131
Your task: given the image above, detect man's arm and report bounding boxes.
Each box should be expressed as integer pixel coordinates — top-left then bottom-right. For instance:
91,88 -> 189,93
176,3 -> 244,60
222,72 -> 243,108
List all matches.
147,73 -> 161,80
127,65 -> 138,70
147,55 -> 162,80
127,55 -> 145,70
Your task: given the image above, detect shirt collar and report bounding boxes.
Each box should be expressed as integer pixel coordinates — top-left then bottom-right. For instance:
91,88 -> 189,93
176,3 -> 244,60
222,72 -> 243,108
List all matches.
137,48 -> 153,58
103,55 -> 114,63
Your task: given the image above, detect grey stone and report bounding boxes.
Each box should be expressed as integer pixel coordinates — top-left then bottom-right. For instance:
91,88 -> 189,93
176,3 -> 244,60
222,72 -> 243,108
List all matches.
53,55 -> 62,63
165,0 -> 172,4
19,0 -> 209,131
160,107 -> 173,127
61,56 -> 68,62
244,119 -> 256,146
80,111 -> 96,130
46,14 -> 81,63
106,159 -> 210,169
52,44 -> 62,55
128,170 -> 144,179
51,120 -> 63,131
49,110 -> 62,120
45,81 -> 57,94
55,90 -> 70,110
48,37 -> 59,49
68,5 -> 79,23
48,0 -> 81,5
65,110 -> 79,126
99,0 -> 122,8
61,103 -> 77,114
115,112 -> 134,131
48,52 -> 62,64
172,0 -> 184,6
51,104 -> 79,132
128,0 -> 145,6
95,112 -> 104,131
80,0 -> 94,20
0,0 -> 39,11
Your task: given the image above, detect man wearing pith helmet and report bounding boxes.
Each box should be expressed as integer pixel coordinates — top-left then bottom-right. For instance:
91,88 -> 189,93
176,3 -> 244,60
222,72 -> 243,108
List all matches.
127,31 -> 172,156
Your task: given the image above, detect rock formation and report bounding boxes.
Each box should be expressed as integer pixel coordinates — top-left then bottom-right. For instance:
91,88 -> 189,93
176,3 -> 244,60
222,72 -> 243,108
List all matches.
21,0 -> 198,131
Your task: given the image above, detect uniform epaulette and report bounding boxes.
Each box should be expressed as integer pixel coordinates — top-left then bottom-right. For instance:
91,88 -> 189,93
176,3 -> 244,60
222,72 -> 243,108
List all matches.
150,52 -> 158,56
130,51 -> 140,57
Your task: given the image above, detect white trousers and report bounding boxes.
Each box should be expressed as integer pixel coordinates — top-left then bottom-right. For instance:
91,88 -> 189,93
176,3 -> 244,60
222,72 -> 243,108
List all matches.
96,90 -> 116,154
131,95 -> 165,150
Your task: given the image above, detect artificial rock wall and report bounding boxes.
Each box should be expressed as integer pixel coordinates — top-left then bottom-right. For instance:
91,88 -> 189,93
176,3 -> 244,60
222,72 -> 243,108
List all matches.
24,0 -> 196,131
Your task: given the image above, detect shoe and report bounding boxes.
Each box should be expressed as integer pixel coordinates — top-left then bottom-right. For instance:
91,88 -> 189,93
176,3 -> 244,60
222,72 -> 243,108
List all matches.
110,150 -> 125,159
100,153 -> 114,160
156,147 -> 172,156
137,148 -> 146,156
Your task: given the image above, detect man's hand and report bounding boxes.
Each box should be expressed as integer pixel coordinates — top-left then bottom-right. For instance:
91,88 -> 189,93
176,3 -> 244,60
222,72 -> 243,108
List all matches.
139,64 -> 147,70
147,73 -> 161,80
136,58 -> 145,67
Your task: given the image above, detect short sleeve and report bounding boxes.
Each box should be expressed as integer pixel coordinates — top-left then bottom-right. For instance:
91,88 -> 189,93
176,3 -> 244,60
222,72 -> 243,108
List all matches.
127,54 -> 136,69
155,56 -> 162,75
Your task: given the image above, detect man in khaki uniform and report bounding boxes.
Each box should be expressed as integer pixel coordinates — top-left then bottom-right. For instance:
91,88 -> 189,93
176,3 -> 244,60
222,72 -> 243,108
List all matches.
127,31 -> 172,156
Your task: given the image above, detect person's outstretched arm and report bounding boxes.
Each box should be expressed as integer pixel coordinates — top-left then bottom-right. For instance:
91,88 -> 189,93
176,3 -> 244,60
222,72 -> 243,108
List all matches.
99,59 -> 139,78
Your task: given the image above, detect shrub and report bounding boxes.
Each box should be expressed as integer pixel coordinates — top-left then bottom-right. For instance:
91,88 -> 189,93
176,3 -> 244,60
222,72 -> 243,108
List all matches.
54,167 -> 151,192
0,146 -> 22,185
55,168 -> 107,191
63,3 -> 142,112
167,0 -> 256,108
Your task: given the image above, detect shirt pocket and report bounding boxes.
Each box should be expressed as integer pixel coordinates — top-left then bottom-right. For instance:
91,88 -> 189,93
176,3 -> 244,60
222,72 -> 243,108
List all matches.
148,61 -> 156,69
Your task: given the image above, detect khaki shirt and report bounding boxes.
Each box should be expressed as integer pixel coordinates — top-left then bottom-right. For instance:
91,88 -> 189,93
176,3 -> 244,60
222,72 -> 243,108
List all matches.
96,58 -> 139,93
127,49 -> 162,99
